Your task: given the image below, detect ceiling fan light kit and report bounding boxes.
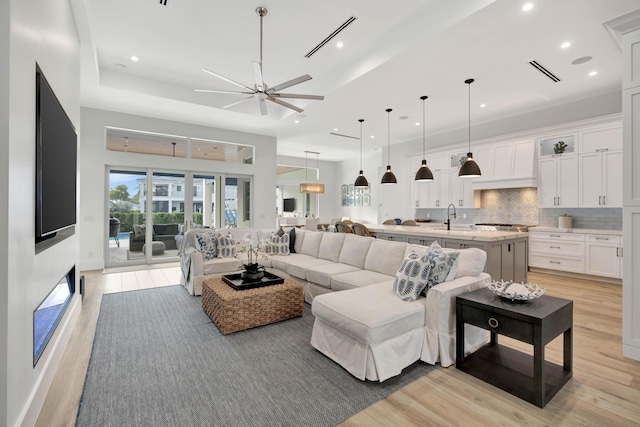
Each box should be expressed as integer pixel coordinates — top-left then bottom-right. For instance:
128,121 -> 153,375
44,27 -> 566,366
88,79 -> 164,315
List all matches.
381,108 -> 398,185
196,7 -> 324,116
354,119 -> 369,188
459,78 -> 482,178
415,95 -> 434,182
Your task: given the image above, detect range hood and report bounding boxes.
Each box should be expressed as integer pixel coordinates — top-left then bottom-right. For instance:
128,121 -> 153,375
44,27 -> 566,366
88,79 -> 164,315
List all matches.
471,176 -> 537,191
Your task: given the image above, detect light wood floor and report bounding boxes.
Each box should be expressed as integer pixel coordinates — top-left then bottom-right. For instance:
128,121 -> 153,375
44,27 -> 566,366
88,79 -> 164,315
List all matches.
36,270 -> 640,427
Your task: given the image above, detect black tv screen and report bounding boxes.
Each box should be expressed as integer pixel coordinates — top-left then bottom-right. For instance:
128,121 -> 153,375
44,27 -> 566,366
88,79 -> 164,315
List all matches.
36,67 -> 77,240
283,198 -> 296,212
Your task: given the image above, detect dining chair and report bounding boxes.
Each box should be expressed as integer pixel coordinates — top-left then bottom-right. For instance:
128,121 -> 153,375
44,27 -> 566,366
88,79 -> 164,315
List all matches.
351,223 -> 372,237
401,220 -> 418,226
335,221 -> 354,233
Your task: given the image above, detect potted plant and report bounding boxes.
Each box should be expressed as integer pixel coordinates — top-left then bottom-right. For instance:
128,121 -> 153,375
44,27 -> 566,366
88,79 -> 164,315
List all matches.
237,238 -> 272,280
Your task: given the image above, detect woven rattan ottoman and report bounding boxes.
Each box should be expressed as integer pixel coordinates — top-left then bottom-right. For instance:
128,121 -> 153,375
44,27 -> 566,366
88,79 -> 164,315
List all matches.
202,276 -> 303,335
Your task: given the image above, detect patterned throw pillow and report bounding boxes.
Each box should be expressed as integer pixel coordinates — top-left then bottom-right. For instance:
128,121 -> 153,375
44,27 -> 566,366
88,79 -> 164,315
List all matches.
268,233 -> 290,255
194,231 -> 218,261
216,233 -> 237,258
421,242 -> 460,293
393,250 -> 432,301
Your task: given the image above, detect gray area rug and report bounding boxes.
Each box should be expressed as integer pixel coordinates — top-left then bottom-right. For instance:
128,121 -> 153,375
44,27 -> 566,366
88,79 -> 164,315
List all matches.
76,285 -> 436,427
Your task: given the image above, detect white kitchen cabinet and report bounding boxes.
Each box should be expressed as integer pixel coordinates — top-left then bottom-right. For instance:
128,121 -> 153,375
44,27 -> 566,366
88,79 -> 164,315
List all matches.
529,231 -> 585,274
579,150 -> 623,207
537,155 -> 579,208
449,169 -> 474,208
585,234 -> 622,278
428,169 -> 450,208
579,126 -> 623,153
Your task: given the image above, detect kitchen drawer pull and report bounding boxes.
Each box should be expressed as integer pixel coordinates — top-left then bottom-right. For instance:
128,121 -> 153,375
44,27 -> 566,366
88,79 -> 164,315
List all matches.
550,234 -> 561,238
596,148 -> 609,152
488,318 -> 499,328
599,195 -> 603,205
550,261 -> 561,264
616,247 -> 619,257
549,246 -> 561,249
595,237 -> 609,240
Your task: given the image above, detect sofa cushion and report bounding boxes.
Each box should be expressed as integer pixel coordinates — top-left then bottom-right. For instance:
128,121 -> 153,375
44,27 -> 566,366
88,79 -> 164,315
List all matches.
338,234 -> 373,269
312,282 -> 426,345
202,257 -> 242,275
300,231 -> 323,257
270,253 -> 314,272
287,258 -> 333,280
293,228 -> 305,254
194,230 -> 218,261
216,234 -> 237,258
330,270 -> 394,292
393,250 -> 431,301
364,240 -> 407,276
305,263 -> 361,288
449,247 -> 487,279
154,223 -> 179,235
317,232 -> 346,262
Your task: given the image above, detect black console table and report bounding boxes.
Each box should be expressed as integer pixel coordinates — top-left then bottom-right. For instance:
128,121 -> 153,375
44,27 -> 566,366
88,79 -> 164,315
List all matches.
456,287 -> 573,408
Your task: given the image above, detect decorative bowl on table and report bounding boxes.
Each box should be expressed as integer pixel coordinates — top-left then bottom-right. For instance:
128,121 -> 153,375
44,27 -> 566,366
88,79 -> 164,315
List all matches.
487,280 -> 546,302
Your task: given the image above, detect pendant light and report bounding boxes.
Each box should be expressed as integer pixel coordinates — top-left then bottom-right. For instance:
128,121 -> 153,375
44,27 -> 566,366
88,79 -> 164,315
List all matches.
300,151 -> 325,193
380,108 -> 397,185
414,95 -> 434,181
354,119 -> 369,187
459,78 -> 482,178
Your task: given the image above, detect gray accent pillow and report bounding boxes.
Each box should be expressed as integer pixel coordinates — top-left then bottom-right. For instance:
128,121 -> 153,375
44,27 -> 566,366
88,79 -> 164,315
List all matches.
268,233 -> 290,255
393,250 -> 431,301
288,227 -> 296,253
421,241 -> 460,294
216,234 -> 237,258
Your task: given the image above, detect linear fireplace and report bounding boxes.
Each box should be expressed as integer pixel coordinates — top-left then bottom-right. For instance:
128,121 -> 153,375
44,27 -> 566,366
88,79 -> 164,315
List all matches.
33,267 -> 75,366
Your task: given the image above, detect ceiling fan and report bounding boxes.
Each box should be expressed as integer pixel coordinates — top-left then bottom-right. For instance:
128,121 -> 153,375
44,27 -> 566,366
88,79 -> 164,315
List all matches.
195,7 -> 324,116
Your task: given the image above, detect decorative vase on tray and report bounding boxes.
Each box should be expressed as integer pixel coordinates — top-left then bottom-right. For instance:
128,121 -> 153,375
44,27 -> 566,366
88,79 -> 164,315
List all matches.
238,238 -> 272,281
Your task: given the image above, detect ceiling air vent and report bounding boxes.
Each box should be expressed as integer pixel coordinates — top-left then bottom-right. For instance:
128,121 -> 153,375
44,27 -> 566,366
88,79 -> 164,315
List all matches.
529,60 -> 561,83
305,16 -> 357,58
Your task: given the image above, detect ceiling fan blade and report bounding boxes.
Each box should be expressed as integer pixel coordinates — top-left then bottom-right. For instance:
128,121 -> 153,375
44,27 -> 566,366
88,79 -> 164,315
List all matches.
195,89 -> 254,95
222,96 -> 254,109
252,61 -> 264,92
269,93 -> 324,100
267,96 -> 304,113
330,132 -> 359,139
268,74 -> 312,93
201,68 -> 254,91
258,97 -> 268,116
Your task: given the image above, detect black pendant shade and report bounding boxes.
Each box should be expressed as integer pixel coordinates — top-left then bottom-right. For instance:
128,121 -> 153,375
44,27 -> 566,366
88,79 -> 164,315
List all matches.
381,108 -> 397,185
459,78 -> 481,178
415,95 -> 434,182
354,119 -> 369,187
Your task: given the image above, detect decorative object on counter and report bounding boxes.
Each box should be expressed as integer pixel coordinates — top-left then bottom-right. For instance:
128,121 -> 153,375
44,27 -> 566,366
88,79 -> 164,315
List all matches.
354,119 -> 369,188
415,95 -> 434,182
553,140 -> 567,154
300,151 -> 325,193
381,108 -> 398,185
459,78 -> 482,178
559,214 -> 572,229
415,218 -> 433,223
487,280 -> 546,302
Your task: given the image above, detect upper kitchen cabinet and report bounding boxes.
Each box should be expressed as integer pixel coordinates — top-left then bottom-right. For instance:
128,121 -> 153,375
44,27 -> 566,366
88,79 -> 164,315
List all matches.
538,152 -> 579,208
578,125 -> 623,208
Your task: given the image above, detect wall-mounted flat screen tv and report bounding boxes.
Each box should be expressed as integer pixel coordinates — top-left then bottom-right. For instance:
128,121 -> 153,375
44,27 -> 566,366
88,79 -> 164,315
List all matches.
35,66 -> 77,242
283,198 -> 296,212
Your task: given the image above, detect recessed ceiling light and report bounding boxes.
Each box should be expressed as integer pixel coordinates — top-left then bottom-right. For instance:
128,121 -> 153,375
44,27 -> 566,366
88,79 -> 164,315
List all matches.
294,120 -> 300,124
522,3 -> 533,11
130,56 -> 139,62
415,122 -> 420,126
333,128 -> 338,131
589,71 -> 598,76
370,135 -> 375,139
561,42 -> 571,49
336,41 -> 344,48
480,103 -> 486,108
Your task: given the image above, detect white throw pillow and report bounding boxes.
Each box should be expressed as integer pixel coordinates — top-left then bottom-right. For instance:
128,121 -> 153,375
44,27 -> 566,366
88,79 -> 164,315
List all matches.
215,233 -> 237,258
194,231 -> 217,261
449,247 -> 487,279
393,250 -> 431,301
421,241 -> 459,293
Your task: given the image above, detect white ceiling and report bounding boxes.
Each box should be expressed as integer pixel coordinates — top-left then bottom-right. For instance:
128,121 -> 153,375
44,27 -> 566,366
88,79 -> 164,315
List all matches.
72,0 -> 640,162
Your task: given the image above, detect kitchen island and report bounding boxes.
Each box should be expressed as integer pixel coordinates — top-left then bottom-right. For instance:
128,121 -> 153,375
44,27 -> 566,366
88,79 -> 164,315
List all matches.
366,224 -> 528,283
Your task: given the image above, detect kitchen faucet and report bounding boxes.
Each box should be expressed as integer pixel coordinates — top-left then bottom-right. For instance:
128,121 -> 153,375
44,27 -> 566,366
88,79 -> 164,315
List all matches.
446,204 -> 457,231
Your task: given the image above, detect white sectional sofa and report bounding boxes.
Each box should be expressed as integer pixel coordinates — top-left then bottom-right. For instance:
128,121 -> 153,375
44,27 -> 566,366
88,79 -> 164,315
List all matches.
179,226 -> 490,381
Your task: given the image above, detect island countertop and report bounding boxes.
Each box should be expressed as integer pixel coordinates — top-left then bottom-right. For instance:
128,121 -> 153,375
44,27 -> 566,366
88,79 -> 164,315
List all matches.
365,224 -> 529,242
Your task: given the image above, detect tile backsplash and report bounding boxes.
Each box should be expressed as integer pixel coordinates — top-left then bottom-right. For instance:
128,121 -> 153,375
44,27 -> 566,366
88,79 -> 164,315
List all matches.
415,187 -> 622,230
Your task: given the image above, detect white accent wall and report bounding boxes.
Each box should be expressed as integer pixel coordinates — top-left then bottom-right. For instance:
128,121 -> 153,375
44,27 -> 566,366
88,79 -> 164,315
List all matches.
80,108 -> 278,271
1,0 -> 81,426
